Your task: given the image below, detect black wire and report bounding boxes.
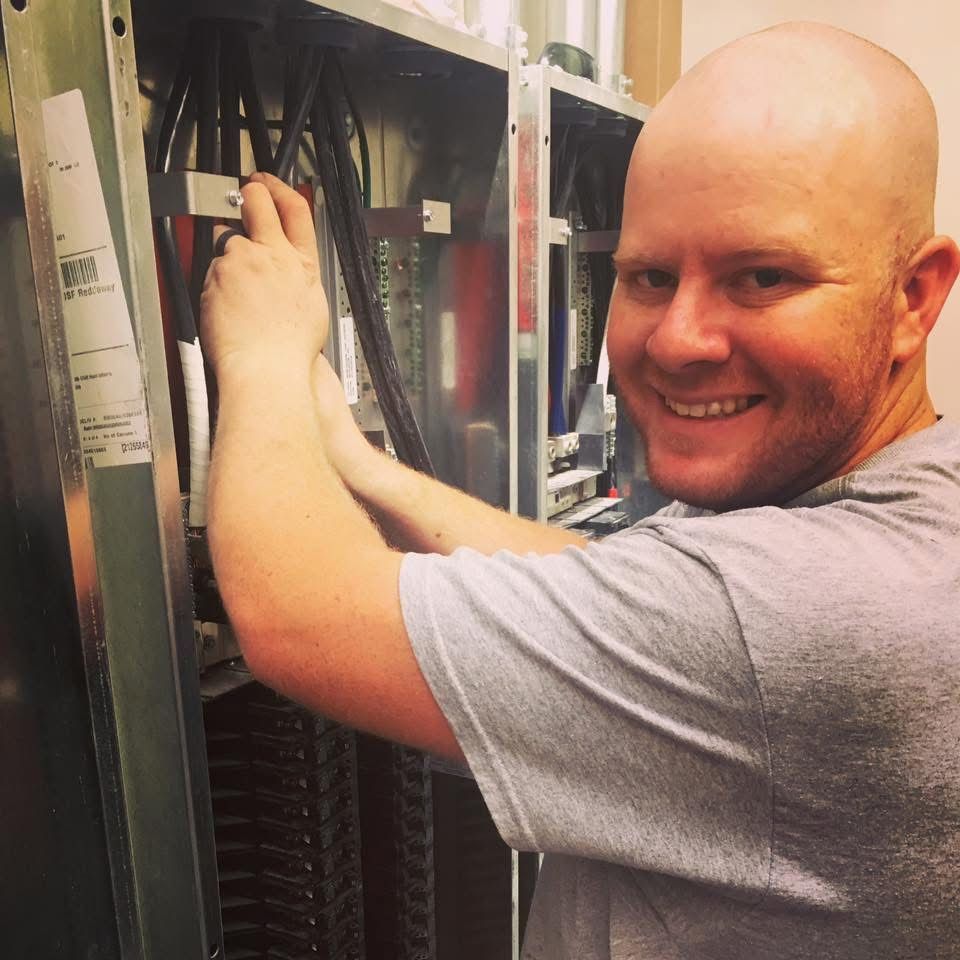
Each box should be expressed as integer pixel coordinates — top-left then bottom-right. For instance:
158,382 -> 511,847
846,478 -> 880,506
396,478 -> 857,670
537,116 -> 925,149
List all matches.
231,26 -> 274,172
190,22 -> 221,314
312,53 -> 434,476
321,53 -> 433,474
274,47 -> 325,184
336,56 -> 371,207
155,41 -> 198,344
154,39 -> 193,174
219,26 -> 241,178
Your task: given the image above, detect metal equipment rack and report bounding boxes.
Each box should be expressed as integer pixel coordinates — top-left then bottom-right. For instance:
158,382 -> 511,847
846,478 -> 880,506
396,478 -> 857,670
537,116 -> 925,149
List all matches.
0,2 -> 648,957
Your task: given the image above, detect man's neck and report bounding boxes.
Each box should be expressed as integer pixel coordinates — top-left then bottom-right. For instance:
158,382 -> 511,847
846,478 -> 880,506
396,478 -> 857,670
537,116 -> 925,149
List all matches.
830,387 -> 937,483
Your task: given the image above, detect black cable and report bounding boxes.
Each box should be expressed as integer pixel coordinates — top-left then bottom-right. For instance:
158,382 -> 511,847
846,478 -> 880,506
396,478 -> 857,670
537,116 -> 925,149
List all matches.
232,26 -> 274,172
219,27 -> 241,178
154,36 -> 211,527
274,47 -> 325,184
312,54 -> 434,476
321,54 -> 433,474
154,40 -> 197,343
190,22 -> 221,313
336,57 -> 371,207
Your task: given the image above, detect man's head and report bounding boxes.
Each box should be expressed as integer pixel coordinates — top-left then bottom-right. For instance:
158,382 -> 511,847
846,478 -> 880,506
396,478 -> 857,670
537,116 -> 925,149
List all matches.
608,22 -> 960,511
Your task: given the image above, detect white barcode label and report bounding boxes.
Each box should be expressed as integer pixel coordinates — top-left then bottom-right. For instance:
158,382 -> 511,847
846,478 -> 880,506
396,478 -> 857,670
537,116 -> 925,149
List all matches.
59,253 -> 100,289
43,89 -> 151,470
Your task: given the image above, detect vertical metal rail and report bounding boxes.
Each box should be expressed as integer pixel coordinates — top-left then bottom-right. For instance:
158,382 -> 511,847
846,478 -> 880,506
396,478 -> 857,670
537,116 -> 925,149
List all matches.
507,46 -> 521,517
516,64 -> 551,522
1,2 -> 222,956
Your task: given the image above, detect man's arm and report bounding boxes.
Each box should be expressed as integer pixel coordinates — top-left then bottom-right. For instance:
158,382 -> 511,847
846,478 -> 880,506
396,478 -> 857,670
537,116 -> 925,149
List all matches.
310,354 -> 586,556
202,174 -> 461,759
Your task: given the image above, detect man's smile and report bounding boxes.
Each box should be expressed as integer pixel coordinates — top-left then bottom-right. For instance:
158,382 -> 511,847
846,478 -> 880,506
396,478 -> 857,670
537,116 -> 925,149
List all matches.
658,392 -> 766,419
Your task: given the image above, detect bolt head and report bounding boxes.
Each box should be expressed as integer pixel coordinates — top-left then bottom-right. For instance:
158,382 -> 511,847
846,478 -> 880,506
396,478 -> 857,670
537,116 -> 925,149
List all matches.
226,189 -> 244,207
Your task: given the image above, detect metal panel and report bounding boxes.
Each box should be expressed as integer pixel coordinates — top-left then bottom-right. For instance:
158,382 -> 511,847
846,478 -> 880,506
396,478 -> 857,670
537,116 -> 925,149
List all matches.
0,42 -> 124,960
373,51 -> 513,506
1,2 -> 221,957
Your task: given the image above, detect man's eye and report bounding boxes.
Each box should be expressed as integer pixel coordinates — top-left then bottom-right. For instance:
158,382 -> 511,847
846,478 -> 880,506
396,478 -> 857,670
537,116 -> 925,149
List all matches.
640,269 -> 677,289
747,268 -> 785,288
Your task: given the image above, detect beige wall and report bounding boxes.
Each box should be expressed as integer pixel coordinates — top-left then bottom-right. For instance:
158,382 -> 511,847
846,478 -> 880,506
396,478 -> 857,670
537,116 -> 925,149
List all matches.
681,0 -> 960,418
624,0 -> 683,105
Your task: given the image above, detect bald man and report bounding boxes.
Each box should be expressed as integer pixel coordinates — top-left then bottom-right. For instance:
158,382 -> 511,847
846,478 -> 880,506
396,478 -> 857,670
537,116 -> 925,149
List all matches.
201,22 -> 960,960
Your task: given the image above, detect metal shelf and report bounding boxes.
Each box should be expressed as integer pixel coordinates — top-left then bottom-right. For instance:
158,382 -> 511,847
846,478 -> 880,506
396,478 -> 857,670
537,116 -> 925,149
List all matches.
545,65 -> 651,121
311,0 -> 509,71
309,0 -> 653,125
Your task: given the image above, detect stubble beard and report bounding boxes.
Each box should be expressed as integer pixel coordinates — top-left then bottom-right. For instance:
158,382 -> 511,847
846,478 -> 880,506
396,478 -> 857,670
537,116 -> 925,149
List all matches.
634,332 -> 893,513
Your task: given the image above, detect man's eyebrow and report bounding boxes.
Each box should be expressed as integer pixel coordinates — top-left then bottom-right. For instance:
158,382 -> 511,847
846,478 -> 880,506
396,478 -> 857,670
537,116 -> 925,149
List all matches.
611,245 -> 827,270
611,249 -> 668,270
719,245 -> 824,267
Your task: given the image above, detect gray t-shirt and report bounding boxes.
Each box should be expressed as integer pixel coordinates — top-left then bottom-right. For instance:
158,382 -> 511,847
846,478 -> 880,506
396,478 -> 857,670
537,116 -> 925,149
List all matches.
399,419 -> 960,959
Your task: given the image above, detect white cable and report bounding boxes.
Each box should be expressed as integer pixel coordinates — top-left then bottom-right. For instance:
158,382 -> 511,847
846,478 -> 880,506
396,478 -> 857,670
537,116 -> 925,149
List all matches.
179,337 -> 210,528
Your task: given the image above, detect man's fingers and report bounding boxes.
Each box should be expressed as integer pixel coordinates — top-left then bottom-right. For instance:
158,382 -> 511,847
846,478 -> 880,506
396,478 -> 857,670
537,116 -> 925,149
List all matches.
239,180 -> 288,247
248,172 -> 319,262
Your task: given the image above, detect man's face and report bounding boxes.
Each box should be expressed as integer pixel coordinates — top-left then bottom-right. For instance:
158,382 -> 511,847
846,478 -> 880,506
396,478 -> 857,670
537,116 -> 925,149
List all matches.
607,140 -> 898,511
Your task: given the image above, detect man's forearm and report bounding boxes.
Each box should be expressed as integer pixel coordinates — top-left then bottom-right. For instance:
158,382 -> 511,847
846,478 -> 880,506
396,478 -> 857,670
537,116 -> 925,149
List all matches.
338,438 -> 586,556
209,360 -> 385,636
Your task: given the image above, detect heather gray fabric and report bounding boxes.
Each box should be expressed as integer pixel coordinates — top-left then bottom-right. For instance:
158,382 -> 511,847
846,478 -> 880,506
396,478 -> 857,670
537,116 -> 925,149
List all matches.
400,419 -> 960,958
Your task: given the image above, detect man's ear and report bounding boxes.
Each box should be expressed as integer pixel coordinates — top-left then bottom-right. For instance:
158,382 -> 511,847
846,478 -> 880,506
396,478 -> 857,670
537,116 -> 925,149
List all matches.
893,235 -> 960,363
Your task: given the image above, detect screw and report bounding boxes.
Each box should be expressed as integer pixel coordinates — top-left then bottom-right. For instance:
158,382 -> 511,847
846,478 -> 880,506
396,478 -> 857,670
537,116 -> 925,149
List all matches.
422,207 -> 434,223
226,189 -> 244,208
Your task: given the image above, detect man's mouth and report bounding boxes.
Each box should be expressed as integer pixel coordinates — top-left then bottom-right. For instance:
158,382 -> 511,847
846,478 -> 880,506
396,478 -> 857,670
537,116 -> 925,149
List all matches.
661,394 -> 764,419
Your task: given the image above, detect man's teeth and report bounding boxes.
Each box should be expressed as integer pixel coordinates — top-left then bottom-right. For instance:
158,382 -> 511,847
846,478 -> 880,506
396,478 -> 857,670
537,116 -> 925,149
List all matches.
664,396 -> 752,418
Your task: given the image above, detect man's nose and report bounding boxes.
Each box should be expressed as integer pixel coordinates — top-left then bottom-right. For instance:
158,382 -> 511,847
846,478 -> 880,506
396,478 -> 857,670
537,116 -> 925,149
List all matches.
645,282 -> 732,373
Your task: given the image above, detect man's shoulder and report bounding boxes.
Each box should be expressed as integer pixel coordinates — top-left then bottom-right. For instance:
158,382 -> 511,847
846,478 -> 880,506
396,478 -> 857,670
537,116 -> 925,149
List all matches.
619,419 -> 959,618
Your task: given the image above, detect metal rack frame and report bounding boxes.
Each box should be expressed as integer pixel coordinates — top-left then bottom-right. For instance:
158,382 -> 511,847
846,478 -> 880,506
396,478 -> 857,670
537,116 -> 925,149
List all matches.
0,1 -> 651,955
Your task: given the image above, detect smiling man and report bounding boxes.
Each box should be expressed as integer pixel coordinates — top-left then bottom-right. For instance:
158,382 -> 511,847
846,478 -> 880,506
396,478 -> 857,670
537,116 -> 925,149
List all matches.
201,22 -> 960,960
609,25 -> 952,513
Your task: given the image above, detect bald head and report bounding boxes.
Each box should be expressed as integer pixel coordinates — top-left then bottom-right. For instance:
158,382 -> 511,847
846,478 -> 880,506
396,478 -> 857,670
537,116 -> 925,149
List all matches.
609,22 -> 960,509
637,22 -> 938,270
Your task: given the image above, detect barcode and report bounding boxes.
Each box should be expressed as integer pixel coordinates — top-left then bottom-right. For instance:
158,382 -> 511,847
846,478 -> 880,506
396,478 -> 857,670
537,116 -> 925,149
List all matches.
60,254 -> 99,289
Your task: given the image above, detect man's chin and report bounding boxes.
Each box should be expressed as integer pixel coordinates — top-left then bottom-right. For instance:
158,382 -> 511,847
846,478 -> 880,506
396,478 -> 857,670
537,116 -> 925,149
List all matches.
644,459 -> 769,513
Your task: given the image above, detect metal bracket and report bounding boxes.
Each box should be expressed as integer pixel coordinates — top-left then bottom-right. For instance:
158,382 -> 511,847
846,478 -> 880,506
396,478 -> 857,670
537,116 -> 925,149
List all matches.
149,173 -> 452,238
148,171 -> 244,219
577,229 -> 620,253
548,216 -> 572,246
362,198 -> 452,237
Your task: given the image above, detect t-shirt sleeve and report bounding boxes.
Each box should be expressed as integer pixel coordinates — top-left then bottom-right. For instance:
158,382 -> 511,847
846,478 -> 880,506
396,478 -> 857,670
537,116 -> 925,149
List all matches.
400,523 -> 772,896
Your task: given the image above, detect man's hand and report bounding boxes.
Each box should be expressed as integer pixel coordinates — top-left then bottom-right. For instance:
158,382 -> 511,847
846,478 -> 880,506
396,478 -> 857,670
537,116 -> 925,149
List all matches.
200,172 -> 329,382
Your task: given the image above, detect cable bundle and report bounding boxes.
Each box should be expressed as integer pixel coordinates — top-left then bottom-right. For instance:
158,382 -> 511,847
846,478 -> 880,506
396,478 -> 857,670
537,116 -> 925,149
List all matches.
154,22 -> 276,528
309,52 -> 434,475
